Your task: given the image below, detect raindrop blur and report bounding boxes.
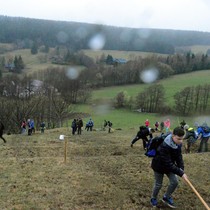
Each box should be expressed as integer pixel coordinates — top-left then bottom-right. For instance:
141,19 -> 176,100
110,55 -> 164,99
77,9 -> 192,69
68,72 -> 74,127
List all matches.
88,33 -> 105,50
66,67 -> 79,80
140,68 -> 159,83
56,31 -> 68,43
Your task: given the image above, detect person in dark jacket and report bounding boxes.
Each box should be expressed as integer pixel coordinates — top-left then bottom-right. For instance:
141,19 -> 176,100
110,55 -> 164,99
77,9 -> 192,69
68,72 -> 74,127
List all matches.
71,119 -> 77,135
180,120 -> 186,129
183,126 -> 197,153
77,118 -> 83,135
150,127 -> 188,208
130,126 -> 155,149
107,121 -> 113,133
0,122 -> 6,143
40,122 -> 45,134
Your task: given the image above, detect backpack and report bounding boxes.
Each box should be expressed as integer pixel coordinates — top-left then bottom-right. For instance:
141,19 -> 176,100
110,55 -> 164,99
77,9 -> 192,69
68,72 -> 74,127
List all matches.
140,126 -> 149,136
108,121 -> 112,127
188,127 -> 196,138
201,126 -> 210,134
71,121 -> 76,128
140,125 -> 147,131
145,133 -> 170,157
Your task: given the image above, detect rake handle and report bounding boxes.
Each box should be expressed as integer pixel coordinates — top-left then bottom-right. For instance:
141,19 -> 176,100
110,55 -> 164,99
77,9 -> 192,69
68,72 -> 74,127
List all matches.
185,177 -> 210,210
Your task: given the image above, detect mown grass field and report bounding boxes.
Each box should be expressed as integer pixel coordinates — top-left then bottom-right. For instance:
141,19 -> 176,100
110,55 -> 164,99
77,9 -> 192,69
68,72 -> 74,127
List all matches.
0,127 -> 209,209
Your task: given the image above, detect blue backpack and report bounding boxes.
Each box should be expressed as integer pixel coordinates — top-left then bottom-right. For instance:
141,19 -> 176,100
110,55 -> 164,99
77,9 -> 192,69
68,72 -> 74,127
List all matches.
145,133 -> 170,157
201,125 -> 210,134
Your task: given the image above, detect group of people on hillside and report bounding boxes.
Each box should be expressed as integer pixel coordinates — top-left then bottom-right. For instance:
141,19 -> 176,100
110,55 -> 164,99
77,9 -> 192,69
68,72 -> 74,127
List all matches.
71,118 -> 84,135
1,115 -> 209,209
71,118 -> 114,134
144,119 -> 171,133
133,118 -> 210,153
21,119 -> 35,135
21,119 -> 46,135
130,118 -> 210,208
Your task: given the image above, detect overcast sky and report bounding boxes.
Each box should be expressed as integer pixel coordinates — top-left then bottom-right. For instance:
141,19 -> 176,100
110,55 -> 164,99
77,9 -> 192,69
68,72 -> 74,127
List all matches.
1,0 -> 210,32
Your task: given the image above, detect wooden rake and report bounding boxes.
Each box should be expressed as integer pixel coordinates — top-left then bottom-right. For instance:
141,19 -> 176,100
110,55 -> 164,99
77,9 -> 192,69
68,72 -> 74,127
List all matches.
185,177 -> 210,210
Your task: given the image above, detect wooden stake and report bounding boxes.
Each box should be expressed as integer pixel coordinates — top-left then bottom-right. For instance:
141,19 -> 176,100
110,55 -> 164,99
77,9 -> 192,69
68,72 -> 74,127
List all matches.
64,137 -> 67,164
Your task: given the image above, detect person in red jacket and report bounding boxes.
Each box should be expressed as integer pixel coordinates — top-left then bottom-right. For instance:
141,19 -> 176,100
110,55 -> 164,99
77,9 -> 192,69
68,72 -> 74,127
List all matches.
145,119 -> 150,127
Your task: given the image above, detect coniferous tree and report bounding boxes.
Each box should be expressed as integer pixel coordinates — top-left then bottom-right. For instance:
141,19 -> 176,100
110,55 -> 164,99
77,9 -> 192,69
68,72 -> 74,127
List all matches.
14,55 -> 24,73
31,42 -> 38,55
106,55 -> 113,65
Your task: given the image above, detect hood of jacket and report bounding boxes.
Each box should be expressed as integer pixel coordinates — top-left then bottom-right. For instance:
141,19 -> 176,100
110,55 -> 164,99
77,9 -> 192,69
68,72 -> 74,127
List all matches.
164,134 -> 178,149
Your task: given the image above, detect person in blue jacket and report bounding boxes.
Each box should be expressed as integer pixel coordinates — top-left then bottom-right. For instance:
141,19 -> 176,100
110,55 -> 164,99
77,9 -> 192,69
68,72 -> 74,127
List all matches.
86,118 -> 94,131
197,124 -> 210,152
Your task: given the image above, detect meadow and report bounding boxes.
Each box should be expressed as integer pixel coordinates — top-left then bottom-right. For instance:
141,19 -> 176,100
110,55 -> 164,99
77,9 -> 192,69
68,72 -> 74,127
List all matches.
91,70 -> 210,107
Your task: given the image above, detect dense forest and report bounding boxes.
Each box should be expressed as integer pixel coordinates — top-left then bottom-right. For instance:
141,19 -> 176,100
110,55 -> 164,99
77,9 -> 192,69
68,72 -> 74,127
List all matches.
1,15 -> 210,54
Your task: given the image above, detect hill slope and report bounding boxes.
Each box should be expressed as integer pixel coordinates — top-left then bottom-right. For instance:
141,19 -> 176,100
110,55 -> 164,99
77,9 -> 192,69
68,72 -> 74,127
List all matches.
1,15 -> 210,54
0,129 -> 209,209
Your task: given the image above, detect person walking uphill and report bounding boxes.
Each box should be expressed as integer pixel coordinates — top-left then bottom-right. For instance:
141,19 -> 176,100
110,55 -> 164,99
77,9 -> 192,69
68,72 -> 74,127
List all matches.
130,126 -> 155,150
164,119 -> 171,133
150,127 -> 188,208
77,118 -> 83,135
183,125 -> 197,153
197,124 -> 210,153
0,121 -> 6,143
145,119 -> 150,127
71,119 -> 77,135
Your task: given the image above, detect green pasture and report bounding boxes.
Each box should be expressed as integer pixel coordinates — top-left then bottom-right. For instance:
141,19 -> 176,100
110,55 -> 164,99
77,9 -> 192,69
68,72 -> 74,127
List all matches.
2,48 -> 85,75
78,70 -> 210,130
75,104 -> 208,131
92,70 -> 210,106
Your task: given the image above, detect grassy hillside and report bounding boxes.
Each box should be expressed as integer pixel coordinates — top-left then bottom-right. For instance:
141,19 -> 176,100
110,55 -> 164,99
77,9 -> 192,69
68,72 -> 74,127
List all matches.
2,49 -> 63,75
81,49 -> 168,62
176,45 -> 210,54
2,46 -> 210,74
83,45 -> 210,62
0,128 -> 209,209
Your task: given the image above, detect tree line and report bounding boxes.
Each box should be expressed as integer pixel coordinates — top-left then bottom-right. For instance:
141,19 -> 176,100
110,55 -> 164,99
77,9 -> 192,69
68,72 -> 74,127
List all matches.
114,84 -> 210,116
0,67 -> 91,133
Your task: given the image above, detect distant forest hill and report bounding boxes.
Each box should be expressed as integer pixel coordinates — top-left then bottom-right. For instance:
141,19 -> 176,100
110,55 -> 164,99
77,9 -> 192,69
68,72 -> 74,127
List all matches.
1,15 -> 210,54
